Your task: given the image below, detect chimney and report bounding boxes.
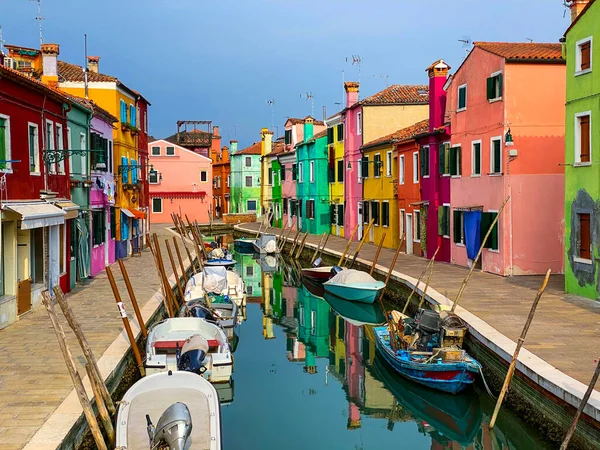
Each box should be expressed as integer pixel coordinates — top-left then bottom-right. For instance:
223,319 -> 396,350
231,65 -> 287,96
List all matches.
344,81 -> 359,108
304,117 -> 314,141
261,128 -> 273,156
230,140 -> 238,154
567,0 -> 589,21
426,59 -> 449,131
213,125 -> 220,137
87,56 -> 100,74
41,43 -> 59,87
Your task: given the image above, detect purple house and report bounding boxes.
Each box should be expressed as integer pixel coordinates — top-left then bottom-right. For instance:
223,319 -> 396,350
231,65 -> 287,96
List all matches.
416,60 -> 452,263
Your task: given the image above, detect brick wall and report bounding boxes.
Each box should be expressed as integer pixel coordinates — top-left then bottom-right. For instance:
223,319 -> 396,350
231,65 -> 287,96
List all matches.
223,213 -> 257,224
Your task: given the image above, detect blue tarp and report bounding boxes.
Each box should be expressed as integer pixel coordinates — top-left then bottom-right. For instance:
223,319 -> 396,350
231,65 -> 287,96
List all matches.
464,211 -> 482,260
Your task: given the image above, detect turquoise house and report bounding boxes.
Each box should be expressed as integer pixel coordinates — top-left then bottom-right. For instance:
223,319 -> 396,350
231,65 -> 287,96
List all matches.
296,286 -> 331,374
296,118 -> 330,234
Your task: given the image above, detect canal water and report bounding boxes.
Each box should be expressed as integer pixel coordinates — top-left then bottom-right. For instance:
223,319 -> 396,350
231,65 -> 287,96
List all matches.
221,249 -> 553,450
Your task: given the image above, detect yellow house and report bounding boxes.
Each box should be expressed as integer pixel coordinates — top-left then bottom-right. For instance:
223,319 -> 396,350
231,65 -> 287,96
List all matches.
260,128 -> 273,217
326,113 -> 345,237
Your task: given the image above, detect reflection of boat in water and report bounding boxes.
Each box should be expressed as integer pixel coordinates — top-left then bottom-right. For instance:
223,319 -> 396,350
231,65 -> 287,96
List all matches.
301,277 -> 325,297
255,253 -> 278,273
234,237 -> 256,253
323,291 -> 386,326
372,354 -> 482,446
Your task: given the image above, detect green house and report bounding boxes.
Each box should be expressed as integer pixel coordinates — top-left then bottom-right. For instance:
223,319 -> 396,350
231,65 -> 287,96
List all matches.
230,142 -> 261,216
564,0 -> 600,298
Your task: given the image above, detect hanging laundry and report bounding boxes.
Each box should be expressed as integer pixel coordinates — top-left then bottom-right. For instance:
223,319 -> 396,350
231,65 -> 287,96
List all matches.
464,211 -> 482,260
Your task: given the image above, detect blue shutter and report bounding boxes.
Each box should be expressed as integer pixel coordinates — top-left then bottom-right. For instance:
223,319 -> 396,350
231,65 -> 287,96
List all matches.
130,105 -> 136,127
121,211 -> 129,241
121,156 -> 128,183
130,159 -> 137,183
120,100 -> 125,123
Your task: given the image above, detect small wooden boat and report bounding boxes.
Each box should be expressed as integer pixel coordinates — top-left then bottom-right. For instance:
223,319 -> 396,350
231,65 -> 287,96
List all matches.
145,318 -> 233,383
116,370 -> 221,450
253,233 -> 279,254
323,291 -> 386,325
323,269 -> 385,304
373,325 -> 480,394
301,265 -> 336,282
234,237 -> 257,253
179,299 -> 239,340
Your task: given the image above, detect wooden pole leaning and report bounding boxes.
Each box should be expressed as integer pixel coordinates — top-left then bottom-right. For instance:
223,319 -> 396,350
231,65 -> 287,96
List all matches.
295,232 -> 309,259
379,234 -> 406,300
311,232 -> 328,264
417,256 -> 438,310
152,233 -> 177,317
52,286 -> 116,415
489,269 -> 551,430
317,231 -> 331,260
173,237 -> 189,285
85,363 -> 115,446
337,224 -> 359,266
370,233 -> 387,276
349,219 -> 376,268
452,196 -> 510,313
290,229 -> 302,255
117,259 -> 148,340
176,220 -> 199,272
166,240 -> 185,306
106,266 -> 146,377
401,246 -> 440,315
41,291 -> 109,450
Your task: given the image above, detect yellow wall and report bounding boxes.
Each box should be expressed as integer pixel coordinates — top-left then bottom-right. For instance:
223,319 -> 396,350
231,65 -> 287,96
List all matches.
329,125 -> 345,237
363,143 -> 398,249
362,105 -> 428,144
260,129 -> 273,214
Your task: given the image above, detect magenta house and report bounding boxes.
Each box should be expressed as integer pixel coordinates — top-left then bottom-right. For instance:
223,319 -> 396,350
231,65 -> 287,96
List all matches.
415,60 -> 453,263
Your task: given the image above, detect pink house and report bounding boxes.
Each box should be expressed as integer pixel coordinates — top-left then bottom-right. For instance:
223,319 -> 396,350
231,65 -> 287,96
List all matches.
448,42 -> 565,275
148,139 -> 213,224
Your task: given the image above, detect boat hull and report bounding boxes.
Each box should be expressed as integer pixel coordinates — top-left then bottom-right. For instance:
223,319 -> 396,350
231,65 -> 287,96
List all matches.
323,281 -> 385,304
301,266 -> 334,282
205,259 -> 236,268
234,238 -> 256,253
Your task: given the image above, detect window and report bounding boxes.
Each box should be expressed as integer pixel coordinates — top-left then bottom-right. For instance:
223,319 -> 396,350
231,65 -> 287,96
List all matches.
120,100 -> 127,123
280,166 -> 286,182
439,143 -> 450,176
337,123 -> 344,142
284,130 -> 292,145
413,152 -> 419,183
400,210 -> 405,237
268,168 -> 273,185
247,200 -> 257,211
481,211 -> 499,250
227,175 -> 230,187
292,163 -> 297,180
28,123 -> 39,173
337,160 -> 344,182
371,201 -> 380,226
438,205 -> 450,237
130,104 -> 136,127
309,161 -> 315,182
486,72 -> 503,101
575,112 -> 591,164
151,146 -> 161,156
374,154 -> 381,177
363,201 -> 370,224
576,37 -> 592,75
399,155 -> 405,184
382,202 -> 389,227
472,141 -> 482,175
327,127 -> 334,145
246,266 -> 254,277
90,132 -> 107,172
166,146 -> 175,156
200,171 -> 208,182
361,156 -> 369,179
578,213 -> 592,261
110,207 -> 116,239
490,138 -> 502,174
450,146 -> 461,176
149,170 -> 159,184
386,151 -> 392,177
306,200 -> 315,219
108,140 -> 113,174
298,162 -> 304,182
357,112 -> 362,135
337,204 -> 344,226
46,120 -> 55,173
0,116 -> 11,171
453,210 -> 464,245
245,156 -> 252,167
130,159 -> 137,184
245,176 -> 253,187
92,209 -> 106,246
457,84 -> 467,111
152,198 -> 163,213
414,210 -> 421,242
80,133 -> 87,176
419,146 -> 429,177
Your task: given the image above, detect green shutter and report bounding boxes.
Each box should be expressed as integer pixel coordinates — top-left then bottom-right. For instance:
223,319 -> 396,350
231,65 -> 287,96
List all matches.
481,212 -> 499,249
338,124 -> 344,142
458,87 -> 466,109
450,146 -> 456,176
438,206 -> 444,235
456,146 -> 462,175
330,205 -> 335,224
0,118 -> 6,168
497,74 -> 503,98
439,144 -> 445,175
486,77 -> 494,100
490,213 -> 498,250
419,148 -> 425,177
453,210 -> 461,243
362,157 -> 369,178
444,206 -> 449,236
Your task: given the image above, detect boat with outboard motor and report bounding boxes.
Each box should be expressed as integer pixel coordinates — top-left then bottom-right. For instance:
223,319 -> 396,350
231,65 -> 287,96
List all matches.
145,317 -> 233,383
116,370 -> 221,450
185,265 -> 246,307
323,268 -> 385,303
179,298 -> 239,340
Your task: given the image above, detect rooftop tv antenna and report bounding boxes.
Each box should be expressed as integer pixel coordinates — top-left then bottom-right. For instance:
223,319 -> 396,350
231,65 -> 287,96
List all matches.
0,25 -> 6,55
347,54 -> 362,84
525,38 -> 534,43
458,36 -> 472,59
373,73 -> 390,87
29,0 -> 45,46
300,92 -> 314,117
266,99 -> 275,132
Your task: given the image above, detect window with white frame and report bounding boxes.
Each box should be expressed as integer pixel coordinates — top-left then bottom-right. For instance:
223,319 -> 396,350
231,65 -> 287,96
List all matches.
453,210 -> 465,245
80,133 -> 87,176
56,124 -> 64,174
46,120 -> 55,173
200,170 -> 208,182
151,146 -> 160,156
399,155 -> 405,184
0,115 -> 11,172
357,112 -> 362,135
166,146 -> 175,156
386,151 -> 392,177
400,209 -> 405,237
382,201 -> 390,227
486,72 -> 503,101
309,161 -> 315,182
28,123 -> 40,173
299,162 -> 304,182
152,198 -> 163,213
490,137 -> 502,174
413,152 -> 419,183
245,156 -> 252,167
457,84 -> 467,111
575,112 -> 591,164
471,140 -> 482,176
576,37 -> 592,75
149,170 -> 159,184
414,210 -> 421,242
450,145 -> 462,176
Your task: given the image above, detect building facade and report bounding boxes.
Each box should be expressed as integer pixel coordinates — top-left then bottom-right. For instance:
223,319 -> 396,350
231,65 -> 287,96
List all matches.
279,149 -> 297,229
211,144 -> 231,218
260,129 -> 274,217
326,113 -> 345,237
230,141 -> 261,216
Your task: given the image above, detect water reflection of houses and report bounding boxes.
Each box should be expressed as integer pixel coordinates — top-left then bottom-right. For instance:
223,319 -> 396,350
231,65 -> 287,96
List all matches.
296,287 -> 330,374
233,253 -> 261,299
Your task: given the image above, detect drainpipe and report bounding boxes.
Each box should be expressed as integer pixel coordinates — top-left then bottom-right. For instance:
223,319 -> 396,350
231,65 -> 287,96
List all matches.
507,137 -> 514,276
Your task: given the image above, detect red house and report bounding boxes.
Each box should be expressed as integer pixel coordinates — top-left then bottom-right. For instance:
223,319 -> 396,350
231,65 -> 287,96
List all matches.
0,64 -> 73,328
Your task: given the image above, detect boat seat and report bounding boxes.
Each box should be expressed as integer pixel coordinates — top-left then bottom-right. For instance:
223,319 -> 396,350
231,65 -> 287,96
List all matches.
154,339 -> 220,349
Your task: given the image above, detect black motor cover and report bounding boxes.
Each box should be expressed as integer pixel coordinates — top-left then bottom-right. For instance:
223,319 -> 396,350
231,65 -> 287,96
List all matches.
415,309 -> 442,335
330,266 -> 344,276
188,304 -> 218,322
177,349 -> 207,374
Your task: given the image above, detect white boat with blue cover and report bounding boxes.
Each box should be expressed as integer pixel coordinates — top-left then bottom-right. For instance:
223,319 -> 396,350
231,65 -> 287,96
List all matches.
323,268 -> 385,304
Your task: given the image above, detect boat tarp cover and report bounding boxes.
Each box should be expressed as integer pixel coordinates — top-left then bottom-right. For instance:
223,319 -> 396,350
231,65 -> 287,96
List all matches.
328,269 -> 376,285
182,334 -> 209,354
204,266 -> 227,294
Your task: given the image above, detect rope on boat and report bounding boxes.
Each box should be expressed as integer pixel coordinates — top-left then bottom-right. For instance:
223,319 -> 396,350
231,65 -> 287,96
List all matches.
479,365 -> 497,399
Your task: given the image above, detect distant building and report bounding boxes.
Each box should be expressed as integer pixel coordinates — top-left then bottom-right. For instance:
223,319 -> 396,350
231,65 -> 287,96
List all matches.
326,113 -> 345,237
230,141 -> 261,216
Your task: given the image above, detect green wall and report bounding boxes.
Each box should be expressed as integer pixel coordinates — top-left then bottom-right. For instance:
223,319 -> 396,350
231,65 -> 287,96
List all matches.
270,158 -> 283,228
230,153 -> 261,216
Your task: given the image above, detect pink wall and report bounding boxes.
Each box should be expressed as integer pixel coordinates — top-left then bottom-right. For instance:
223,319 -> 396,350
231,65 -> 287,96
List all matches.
280,153 -> 297,229
149,140 -> 213,223
343,105 -> 362,240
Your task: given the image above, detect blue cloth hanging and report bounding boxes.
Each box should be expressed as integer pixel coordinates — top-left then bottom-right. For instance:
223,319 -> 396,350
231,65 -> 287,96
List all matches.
464,211 -> 482,260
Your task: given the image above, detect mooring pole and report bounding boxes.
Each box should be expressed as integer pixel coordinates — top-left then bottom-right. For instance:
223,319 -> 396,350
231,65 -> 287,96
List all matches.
311,232 -> 327,264
166,240 -> 185,306
489,269 -> 551,430
401,247 -> 440,315
85,363 -> 115,445
378,234 -> 406,300
370,233 -> 387,276
417,256 -> 437,310
117,259 -> 148,339
173,237 -> 189,285
295,232 -> 309,259
337,224 -> 359,266
153,233 -> 177,317
349,219 -> 375,268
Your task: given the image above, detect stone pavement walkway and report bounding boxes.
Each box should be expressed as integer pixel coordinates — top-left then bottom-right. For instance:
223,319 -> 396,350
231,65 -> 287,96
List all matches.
238,222 -> 600,387
0,225 -> 193,450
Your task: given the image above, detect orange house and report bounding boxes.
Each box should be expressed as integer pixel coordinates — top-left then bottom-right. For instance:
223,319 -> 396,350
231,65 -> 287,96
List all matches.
211,144 -> 231,217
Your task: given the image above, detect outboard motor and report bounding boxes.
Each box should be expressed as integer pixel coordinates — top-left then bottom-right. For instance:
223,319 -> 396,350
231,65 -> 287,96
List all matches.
147,402 -> 193,450
330,265 -> 344,277
413,309 -> 442,352
177,334 -> 209,375
188,302 -> 218,322
312,257 -> 323,268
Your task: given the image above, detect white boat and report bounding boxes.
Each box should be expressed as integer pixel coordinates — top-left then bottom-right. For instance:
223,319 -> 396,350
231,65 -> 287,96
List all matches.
145,318 -> 233,383
185,266 -> 246,307
253,233 -> 279,254
116,371 -> 221,450
179,299 -> 239,340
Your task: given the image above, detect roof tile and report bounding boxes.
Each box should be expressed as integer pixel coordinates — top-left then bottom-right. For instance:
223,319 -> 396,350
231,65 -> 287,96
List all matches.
360,85 -> 429,105
362,119 -> 430,149
236,142 -> 262,155
473,42 -> 564,62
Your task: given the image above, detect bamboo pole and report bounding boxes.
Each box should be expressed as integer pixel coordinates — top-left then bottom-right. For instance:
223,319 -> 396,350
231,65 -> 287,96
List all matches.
379,234 -> 406,300
311,232 -> 327,264
166,240 -> 185,307
370,233 -> 387,276
400,247 -> 440,315
117,259 -> 148,339
184,219 -> 205,268
560,359 -> 600,450
489,269 -> 551,429
52,286 -> 116,415
417,257 -> 437,310
41,291 -> 108,450
451,197 -> 510,312
173,237 -> 189,285
106,266 -> 146,377
153,234 -> 176,317
176,218 -> 199,272
278,221 -> 288,247
349,219 -> 376,268
194,220 -> 210,260
317,231 -> 331,260
295,232 -> 309,259
290,229 -> 302,255
85,364 -> 115,445
337,224 -> 359,266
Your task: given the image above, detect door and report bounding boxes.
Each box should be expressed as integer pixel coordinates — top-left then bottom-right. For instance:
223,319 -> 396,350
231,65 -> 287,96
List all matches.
406,214 -> 413,255
48,225 -> 60,291
16,228 -> 31,315
357,202 -> 363,240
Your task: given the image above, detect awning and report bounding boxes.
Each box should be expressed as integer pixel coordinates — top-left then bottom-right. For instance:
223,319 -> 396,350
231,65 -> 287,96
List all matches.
5,203 -> 66,230
122,208 -> 146,219
454,205 -> 484,212
56,201 -> 80,220
121,208 -> 135,218
410,200 -> 429,206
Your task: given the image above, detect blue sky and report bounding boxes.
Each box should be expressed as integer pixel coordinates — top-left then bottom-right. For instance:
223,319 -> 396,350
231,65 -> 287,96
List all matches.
2,0 -> 570,148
